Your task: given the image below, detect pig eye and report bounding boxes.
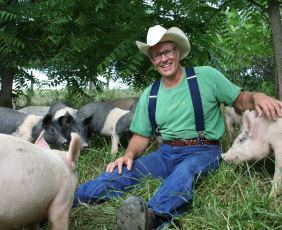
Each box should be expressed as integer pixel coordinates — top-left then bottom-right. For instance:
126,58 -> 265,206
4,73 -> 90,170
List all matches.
47,127 -> 55,135
238,136 -> 247,143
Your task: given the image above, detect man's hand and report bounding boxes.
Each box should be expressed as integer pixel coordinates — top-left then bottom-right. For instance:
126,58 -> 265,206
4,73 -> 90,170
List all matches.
253,93 -> 282,120
234,92 -> 282,120
106,134 -> 150,174
106,154 -> 134,174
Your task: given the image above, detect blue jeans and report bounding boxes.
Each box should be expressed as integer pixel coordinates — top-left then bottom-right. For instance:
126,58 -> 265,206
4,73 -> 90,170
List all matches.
73,143 -> 221,218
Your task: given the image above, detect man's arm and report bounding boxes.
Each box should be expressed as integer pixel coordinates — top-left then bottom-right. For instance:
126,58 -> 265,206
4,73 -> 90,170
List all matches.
106,134 -> 150,174
233,92 -> 282,119
124,134 -> 151,159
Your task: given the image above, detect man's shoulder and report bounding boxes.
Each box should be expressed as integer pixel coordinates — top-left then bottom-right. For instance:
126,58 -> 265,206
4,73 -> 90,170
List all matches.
192,66 -> 217,72
139,84 -> 153,100
189,66 -> 224,79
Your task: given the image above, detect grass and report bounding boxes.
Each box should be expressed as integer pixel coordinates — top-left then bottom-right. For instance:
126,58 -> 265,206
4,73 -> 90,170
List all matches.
14,88 -> 140,109
22,89 -> 281,229
63,133 -> 282,230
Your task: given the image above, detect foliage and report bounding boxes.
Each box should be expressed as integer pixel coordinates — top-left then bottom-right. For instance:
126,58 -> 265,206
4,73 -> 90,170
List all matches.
37,0 -> 153,92
208,4 -> 275,92
1,0 -> 280,105
14,88 -> 141,109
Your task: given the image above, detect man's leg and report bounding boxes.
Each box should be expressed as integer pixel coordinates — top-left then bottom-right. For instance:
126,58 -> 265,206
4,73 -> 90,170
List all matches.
116,145 -> 222,230
148,145 -> 222,218
73,144 -> 173,206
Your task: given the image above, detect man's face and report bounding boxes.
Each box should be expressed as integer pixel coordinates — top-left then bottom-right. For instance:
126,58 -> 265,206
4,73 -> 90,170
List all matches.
149,42 -> 180,79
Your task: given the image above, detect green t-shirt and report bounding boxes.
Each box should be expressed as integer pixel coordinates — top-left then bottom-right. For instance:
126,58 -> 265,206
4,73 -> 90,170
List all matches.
130,66 -> 241,140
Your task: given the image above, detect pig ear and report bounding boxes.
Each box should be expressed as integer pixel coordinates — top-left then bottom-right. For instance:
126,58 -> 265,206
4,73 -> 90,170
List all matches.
42,113 -> 53,127
58,113 -> 74,126
83,115 -> 93,127
242,110 -> 258,137
66,132 -> 81,170
34,131 -> 51,149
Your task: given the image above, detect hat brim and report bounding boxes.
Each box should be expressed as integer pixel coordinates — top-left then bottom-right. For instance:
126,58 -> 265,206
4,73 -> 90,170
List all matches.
136,27 -> 190,60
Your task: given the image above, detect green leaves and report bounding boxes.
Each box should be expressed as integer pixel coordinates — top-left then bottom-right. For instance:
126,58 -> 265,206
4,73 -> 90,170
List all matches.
95,0 -> 108,12
0,10 -> 17,22
0,0 -> 279,104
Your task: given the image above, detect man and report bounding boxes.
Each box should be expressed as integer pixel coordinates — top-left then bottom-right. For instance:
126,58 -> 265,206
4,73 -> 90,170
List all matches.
74,25 -> 282,229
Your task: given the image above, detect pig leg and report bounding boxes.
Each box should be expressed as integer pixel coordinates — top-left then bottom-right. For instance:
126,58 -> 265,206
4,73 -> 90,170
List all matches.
111,134 -> 120,155
48,209 -> 70,230
225,113 -> 234,137
47,195 -> 71,230
270,150 -> 282,197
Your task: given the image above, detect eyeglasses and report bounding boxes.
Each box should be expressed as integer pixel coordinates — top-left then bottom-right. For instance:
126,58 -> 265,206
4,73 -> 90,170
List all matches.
151,47 -> 177,62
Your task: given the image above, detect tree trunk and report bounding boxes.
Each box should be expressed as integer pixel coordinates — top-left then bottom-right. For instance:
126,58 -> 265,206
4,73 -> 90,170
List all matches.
268,0 -> 282,99
0,66 -> 14,108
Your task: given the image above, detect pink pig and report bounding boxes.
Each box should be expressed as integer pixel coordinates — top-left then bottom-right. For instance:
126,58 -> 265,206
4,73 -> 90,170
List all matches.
224,106 -> 242,137
0,132 -> 80,229
222,109 -> 282,197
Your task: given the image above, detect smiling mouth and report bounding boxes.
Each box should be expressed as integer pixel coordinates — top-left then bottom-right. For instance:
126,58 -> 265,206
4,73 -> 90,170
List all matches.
161,64 -> 171,69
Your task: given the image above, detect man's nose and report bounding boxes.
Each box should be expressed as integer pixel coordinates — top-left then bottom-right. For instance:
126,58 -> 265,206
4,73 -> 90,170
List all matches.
160,53 -> 168,61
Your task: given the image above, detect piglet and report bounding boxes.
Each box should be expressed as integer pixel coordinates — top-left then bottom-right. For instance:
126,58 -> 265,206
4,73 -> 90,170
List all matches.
223,105 -> 242,137
78,102 -> 134,155
0,131 -> 80,229
49,101 -> 89,151
222,109 -> 282,197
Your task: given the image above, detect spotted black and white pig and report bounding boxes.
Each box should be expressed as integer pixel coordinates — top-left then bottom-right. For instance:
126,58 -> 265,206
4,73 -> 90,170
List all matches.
109,96 -> 139,111
49,101 -> 89,150
222,109 -> 282,197
0,107 -> 68,147
78,102 -> 134,155
0,132 -> 80,229
49,101 -> 77,120
18,105 -> 50,116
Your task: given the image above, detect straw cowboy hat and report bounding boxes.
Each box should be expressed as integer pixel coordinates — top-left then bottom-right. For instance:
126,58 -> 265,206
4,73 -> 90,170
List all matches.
136,25 -> 191,60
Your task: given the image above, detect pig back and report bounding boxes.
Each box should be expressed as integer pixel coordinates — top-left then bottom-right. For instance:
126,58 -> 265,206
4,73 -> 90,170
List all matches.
109,97 -> 139,110
78,102 -> 115,131
0,134 -> 73,227
0,107 -> 27,134
18,106 -> 50,116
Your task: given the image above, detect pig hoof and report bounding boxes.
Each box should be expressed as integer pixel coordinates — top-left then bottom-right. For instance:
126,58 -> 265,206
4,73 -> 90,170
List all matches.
269,187 -> 280,198
111,149 -> 118,155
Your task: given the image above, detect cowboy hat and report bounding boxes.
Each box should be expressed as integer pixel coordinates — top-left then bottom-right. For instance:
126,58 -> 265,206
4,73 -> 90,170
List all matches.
136,25 -> 190,60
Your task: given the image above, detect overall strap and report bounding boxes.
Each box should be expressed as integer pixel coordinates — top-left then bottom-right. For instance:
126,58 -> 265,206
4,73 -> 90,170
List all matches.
185,67 -> 205,136
148,67 -> 205,137
148,79 -> 160,135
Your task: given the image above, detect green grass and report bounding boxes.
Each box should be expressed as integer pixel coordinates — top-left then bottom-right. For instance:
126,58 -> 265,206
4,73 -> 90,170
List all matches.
14,88 -> 140,109
22,89 -> 281,229
65,133 -> 282,230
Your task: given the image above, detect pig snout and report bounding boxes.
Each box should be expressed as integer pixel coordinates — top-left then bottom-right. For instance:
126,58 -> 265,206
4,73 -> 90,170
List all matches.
221,152 -> 239,163
59,136 -> 69,147
80,142 -> 89,151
